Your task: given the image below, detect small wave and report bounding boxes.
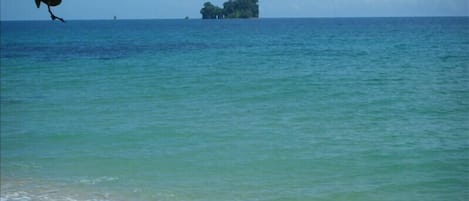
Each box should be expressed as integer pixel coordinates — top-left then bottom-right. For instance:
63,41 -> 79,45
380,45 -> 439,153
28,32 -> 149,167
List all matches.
439,55 -> 468,62
1,178 -> 117,201
79,177 -> 119,185
1,191 -> 111,201
0,191 -> 81,201
1,191 -> 32,201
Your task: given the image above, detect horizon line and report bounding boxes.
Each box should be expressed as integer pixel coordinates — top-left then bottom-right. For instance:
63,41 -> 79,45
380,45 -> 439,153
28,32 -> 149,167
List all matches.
1,15 -> 468,22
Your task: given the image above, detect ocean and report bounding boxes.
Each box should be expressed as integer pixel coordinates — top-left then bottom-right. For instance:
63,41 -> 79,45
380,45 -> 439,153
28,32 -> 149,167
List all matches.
1,17 -> 468,201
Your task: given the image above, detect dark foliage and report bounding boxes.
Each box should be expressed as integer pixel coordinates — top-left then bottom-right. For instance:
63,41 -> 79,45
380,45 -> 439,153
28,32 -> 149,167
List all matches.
201,0 -> 259,19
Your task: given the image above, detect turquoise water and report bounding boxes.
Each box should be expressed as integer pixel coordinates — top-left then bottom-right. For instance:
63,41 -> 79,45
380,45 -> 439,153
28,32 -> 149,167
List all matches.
1,18 -> 468,201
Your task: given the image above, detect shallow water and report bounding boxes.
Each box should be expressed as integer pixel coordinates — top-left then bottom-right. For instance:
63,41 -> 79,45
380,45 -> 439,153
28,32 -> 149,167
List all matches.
1,18 -> 469,201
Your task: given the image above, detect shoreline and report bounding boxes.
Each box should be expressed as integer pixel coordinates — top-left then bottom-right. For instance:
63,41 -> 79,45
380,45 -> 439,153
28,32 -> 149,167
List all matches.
1,177 -> 120,201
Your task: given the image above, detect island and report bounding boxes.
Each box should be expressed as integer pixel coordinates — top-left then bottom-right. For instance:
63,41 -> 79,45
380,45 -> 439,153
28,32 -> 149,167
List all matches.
200,0 -> 259,19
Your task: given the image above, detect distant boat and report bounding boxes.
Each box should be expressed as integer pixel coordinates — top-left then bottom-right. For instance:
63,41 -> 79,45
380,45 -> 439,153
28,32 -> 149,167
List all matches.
113,16 -> 117,20
185,16 -> 189,20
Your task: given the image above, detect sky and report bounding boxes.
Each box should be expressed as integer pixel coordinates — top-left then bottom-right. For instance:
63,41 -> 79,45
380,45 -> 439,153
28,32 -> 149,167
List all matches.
1,0 -> 468,21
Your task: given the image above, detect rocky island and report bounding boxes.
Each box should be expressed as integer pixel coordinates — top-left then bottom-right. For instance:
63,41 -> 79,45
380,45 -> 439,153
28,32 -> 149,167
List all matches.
200,0 -> 259,19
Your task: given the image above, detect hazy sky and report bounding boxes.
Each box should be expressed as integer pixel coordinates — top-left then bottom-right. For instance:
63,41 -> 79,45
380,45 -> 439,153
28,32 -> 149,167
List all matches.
1,0 -> 468,20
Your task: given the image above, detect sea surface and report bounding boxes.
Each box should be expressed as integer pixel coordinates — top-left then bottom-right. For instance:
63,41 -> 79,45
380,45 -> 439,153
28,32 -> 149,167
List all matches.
1,17 -> 468,201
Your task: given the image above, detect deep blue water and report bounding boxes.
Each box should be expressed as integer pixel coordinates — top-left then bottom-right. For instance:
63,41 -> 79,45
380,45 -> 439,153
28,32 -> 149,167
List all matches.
1,17 -> 469,201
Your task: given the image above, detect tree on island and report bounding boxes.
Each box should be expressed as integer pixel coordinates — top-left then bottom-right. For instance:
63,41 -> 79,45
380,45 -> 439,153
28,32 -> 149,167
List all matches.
200,2 -> 224,19
201,0 -> 259,19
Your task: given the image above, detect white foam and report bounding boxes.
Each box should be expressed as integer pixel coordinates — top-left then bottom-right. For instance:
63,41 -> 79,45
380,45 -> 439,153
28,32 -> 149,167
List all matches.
0,177 -> 122,201
1,189 -> 113,201
78,177 -> 119,185
0,191 -> 112,201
